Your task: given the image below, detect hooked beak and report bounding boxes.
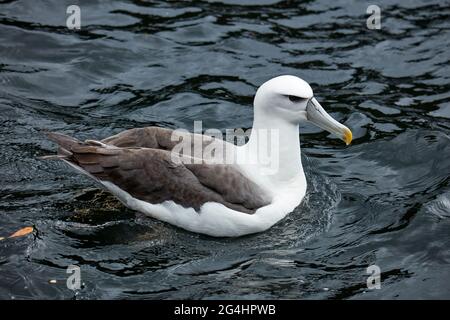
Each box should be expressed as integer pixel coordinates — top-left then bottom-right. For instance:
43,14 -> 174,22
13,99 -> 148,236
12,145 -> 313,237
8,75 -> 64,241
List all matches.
306,97 -> 352,145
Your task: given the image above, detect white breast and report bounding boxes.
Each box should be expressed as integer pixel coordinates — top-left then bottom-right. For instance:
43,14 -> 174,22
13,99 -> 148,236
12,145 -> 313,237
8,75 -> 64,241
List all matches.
101,176 -> 306,237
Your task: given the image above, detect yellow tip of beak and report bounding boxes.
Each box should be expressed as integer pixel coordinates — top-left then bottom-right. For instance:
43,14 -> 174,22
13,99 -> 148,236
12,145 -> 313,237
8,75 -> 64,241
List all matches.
343,128 -> 352,145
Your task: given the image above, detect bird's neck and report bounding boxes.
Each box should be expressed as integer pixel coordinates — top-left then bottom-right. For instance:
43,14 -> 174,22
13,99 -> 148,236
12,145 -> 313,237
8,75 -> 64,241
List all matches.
242,113 -> 304,183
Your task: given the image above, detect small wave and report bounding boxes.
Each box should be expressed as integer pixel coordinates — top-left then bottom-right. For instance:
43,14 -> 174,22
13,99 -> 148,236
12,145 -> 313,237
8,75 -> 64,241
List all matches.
426,192 -> 450,219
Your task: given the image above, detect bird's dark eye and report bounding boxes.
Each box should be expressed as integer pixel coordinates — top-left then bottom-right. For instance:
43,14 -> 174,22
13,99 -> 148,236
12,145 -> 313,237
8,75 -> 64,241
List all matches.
288,95 -> 303,103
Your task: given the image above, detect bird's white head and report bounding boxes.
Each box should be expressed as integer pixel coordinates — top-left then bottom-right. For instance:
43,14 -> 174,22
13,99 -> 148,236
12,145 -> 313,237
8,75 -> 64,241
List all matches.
254,75 -> 352,145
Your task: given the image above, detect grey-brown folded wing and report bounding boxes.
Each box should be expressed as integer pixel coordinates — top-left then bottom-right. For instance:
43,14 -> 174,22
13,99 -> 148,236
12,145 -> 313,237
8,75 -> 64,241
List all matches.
66,142 -> 271,214
101,127 -> 176,149
184,163 -> 270,210
102,126 -> 219,153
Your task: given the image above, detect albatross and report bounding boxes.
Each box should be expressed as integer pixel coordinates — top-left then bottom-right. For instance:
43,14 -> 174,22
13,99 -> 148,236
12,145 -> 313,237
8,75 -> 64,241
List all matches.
43,75 -> 352,237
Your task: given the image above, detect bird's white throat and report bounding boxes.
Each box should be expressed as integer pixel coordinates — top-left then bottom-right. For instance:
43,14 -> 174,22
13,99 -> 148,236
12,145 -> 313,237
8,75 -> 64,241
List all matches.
239,110 -> 305,185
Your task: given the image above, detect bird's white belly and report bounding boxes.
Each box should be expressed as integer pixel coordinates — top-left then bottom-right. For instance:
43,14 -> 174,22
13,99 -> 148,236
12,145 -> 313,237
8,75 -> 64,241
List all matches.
101,181 -> 305,237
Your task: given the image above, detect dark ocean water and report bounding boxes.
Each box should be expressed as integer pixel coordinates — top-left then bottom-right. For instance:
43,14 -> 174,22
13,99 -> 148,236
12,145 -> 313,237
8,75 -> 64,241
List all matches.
0,0 -> 449,299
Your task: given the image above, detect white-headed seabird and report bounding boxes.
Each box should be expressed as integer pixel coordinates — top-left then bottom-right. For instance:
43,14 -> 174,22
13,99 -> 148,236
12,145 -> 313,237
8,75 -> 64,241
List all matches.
43,75 -> 352,237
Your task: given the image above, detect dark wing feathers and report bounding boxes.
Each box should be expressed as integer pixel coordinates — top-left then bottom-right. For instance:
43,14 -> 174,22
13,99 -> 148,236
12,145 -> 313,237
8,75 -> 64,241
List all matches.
185,163 -> 269,210
45,128 -> 271,214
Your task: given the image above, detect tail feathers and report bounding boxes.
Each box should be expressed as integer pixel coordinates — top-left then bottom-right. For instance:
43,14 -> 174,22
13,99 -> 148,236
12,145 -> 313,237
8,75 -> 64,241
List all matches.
40,131 -> 81,160
41,132 -> 114,160
45,132 -> 80,154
